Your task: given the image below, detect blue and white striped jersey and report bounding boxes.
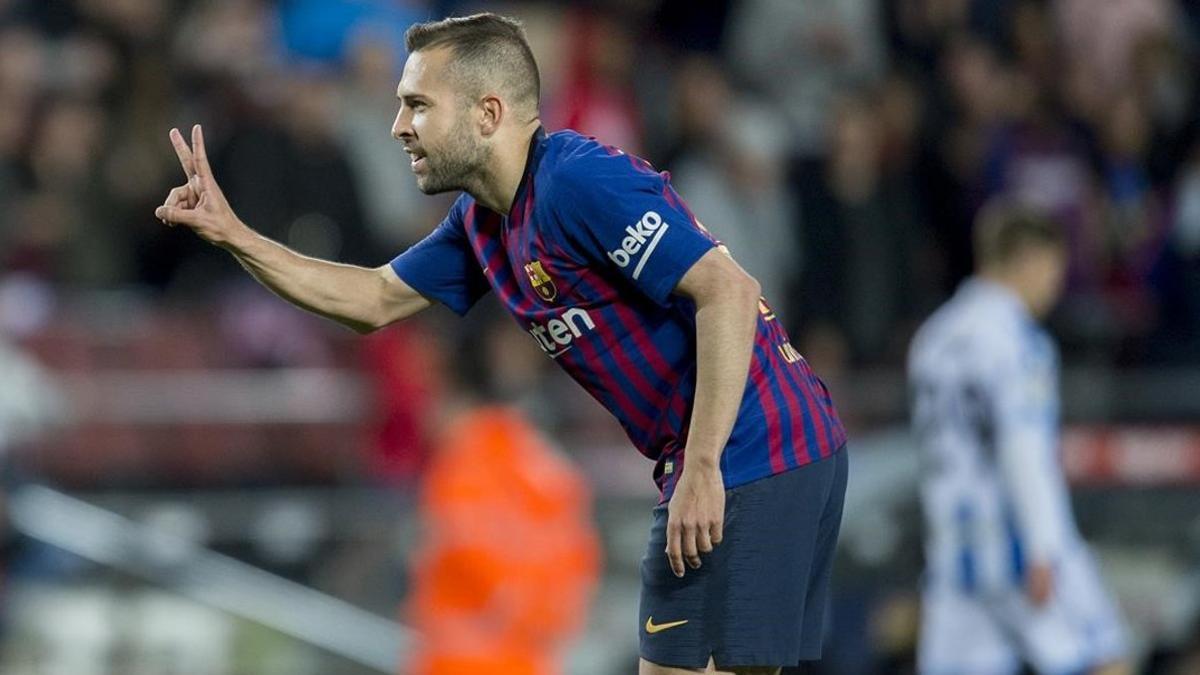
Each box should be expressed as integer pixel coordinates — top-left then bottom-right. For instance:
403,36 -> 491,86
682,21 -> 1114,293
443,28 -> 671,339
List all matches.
908,278 -> 1079,593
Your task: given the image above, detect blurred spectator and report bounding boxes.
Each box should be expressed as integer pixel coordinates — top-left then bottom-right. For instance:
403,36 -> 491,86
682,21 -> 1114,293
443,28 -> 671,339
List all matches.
1152,141 -> 1200,363
546,7 -> 643,155
665,55 -> 800,313
1130,34 -> 1200,184
796,89 -> 929,366
726,0 -> 886,157
179,74 -> 376,294
276,0 -> 422,67
1056,0 -> 1174,109
173,0 -> 278,87
26,98 -> 131,286
359,323 -> 447,486
336,32 -> 443,249
1007,0 -> 1058,98
408,408 -> 600,675
1095,91 -> 1170,358
920,35 -> 1010,286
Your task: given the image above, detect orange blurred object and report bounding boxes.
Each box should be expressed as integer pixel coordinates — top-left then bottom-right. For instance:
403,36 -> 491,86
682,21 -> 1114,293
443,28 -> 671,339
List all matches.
407,407 -> 602,675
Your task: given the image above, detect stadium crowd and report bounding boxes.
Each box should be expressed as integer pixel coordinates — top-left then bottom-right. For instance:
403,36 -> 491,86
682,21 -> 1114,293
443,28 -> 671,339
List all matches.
3,0 -> 1200,371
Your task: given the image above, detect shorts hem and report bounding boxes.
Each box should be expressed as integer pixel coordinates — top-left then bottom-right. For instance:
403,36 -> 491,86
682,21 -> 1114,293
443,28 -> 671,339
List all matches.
711,650 -> 808,668
638,651 -> 709,670
640,651 -> 808,670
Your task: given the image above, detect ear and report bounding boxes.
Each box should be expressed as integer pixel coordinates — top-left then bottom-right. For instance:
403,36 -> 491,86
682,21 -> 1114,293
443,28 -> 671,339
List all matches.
479,94 -> 503,138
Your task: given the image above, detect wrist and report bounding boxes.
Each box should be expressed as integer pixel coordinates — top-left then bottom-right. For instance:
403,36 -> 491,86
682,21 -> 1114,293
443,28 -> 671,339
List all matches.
684,453 -> 721,474
220,220 -> 255,253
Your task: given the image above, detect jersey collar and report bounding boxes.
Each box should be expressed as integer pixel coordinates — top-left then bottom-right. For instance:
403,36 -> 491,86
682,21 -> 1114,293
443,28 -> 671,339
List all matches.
508,125 -> 548,221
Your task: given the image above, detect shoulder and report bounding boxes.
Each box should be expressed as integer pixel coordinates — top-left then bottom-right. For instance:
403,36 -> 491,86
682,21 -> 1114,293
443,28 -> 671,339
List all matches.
539,130 -> 662,202
909,303 -> 970,377
910,292 -> 1022,375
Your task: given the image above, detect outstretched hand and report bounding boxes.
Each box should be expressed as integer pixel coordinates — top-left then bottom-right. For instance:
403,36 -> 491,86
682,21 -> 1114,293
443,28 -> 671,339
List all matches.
155,125 -> 241,247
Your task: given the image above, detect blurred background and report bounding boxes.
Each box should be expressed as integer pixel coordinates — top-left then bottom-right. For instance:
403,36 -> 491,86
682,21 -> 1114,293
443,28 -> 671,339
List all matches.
1,0 -> 1200,672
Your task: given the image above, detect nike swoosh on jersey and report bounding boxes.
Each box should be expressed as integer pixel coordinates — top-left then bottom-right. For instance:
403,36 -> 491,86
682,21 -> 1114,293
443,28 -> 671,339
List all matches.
645,617 -> 689,634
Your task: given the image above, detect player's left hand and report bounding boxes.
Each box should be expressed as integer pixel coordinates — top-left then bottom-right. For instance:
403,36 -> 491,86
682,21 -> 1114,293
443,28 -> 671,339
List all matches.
1027,561 -> 1054,607
665,462 -> 725,578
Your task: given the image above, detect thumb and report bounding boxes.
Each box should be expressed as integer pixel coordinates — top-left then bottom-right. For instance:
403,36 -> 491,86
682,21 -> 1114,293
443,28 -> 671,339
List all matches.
155,204 -> 199,225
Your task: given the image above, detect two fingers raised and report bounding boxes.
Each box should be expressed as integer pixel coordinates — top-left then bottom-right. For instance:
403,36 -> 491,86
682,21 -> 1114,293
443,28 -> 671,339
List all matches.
159,124 -> 221,225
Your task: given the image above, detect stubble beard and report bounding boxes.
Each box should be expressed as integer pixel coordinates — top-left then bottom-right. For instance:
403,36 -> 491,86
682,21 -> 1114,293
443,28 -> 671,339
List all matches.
415,116 -> 491,196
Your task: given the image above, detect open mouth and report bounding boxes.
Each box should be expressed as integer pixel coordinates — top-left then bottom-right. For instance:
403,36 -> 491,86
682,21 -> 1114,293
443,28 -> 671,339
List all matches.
406,148 -> 427,172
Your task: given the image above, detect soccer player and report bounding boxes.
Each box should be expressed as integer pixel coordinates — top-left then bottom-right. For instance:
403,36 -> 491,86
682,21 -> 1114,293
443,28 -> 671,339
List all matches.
155,14 -> 847,674
908,203 -> 1130,675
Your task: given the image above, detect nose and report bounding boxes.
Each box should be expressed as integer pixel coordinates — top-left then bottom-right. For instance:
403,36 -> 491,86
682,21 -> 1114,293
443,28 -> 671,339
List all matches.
392,106 -> 413,142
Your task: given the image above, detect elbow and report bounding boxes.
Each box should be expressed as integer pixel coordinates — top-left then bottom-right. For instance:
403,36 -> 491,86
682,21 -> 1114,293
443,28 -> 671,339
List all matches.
350,321 -> 379,336
694,268 -> 761,311
740,273 -> 762,302
724,268 -> 761,308
349,304 -> 391,335
678,248 -> 762,308
705,269 -> 760,316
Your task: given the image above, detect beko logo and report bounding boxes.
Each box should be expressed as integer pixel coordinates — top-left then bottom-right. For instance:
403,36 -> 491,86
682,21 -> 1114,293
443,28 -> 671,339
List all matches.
606,211 -> 667,280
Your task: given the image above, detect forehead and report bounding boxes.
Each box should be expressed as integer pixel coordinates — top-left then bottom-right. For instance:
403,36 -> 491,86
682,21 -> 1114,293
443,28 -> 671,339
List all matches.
396,47 -> 455,98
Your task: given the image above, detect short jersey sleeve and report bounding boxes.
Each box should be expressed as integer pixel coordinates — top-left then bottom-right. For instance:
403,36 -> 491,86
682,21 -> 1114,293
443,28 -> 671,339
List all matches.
548,147 -> 716,306
389,195 -> 490,316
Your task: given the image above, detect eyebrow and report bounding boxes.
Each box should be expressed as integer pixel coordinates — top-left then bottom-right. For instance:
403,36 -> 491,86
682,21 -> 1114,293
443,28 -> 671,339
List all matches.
396,92 -> 431,104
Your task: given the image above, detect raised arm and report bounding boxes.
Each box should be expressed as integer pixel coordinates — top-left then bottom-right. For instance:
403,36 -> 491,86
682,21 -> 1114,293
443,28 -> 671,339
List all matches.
155,125 -> 429,333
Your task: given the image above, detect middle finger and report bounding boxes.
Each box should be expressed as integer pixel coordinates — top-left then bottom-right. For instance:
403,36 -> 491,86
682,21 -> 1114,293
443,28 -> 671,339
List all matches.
682,525 -> 701,569
170,128 -> 196,179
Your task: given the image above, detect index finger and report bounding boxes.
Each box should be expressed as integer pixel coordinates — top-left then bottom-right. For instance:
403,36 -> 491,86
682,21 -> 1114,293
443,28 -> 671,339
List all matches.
169,128 -> 195,179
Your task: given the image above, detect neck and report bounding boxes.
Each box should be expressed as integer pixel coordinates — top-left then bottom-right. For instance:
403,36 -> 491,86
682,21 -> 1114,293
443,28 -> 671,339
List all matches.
469,120 -> 541,214
979,269 -> 1034,314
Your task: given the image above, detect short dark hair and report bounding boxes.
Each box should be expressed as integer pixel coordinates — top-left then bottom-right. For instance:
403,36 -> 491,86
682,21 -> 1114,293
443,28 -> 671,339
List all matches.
973,200 -> 1065,267
405,13 -> 540,115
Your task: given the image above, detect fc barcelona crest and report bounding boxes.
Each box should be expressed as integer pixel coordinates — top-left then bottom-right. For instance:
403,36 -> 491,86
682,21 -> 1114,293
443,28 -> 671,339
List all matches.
524,260 -> 557,302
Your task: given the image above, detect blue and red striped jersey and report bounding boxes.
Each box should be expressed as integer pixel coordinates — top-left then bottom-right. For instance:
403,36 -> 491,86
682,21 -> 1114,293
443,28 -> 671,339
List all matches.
391,128 -> 845,500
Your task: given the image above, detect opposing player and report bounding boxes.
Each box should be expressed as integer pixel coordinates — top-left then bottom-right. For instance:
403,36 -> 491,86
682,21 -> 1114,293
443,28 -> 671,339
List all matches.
908,203 -> 1129,675
155,13 -> 846,673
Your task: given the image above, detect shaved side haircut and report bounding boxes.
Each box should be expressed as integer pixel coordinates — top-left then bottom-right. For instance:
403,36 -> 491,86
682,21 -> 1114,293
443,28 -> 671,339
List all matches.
405,13 -> 541,118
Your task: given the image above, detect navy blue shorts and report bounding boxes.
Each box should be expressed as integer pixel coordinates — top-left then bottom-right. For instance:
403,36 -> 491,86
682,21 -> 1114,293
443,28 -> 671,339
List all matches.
639,449 -> 848,669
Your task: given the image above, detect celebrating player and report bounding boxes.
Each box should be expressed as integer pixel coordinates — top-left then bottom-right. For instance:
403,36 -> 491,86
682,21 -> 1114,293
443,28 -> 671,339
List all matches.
908,203 -> 1129,675
156,13 -> 846,674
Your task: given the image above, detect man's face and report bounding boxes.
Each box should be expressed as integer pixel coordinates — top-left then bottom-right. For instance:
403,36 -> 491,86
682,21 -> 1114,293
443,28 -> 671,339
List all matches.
392,47 -> 488,195
1021,244 -> 1068,318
